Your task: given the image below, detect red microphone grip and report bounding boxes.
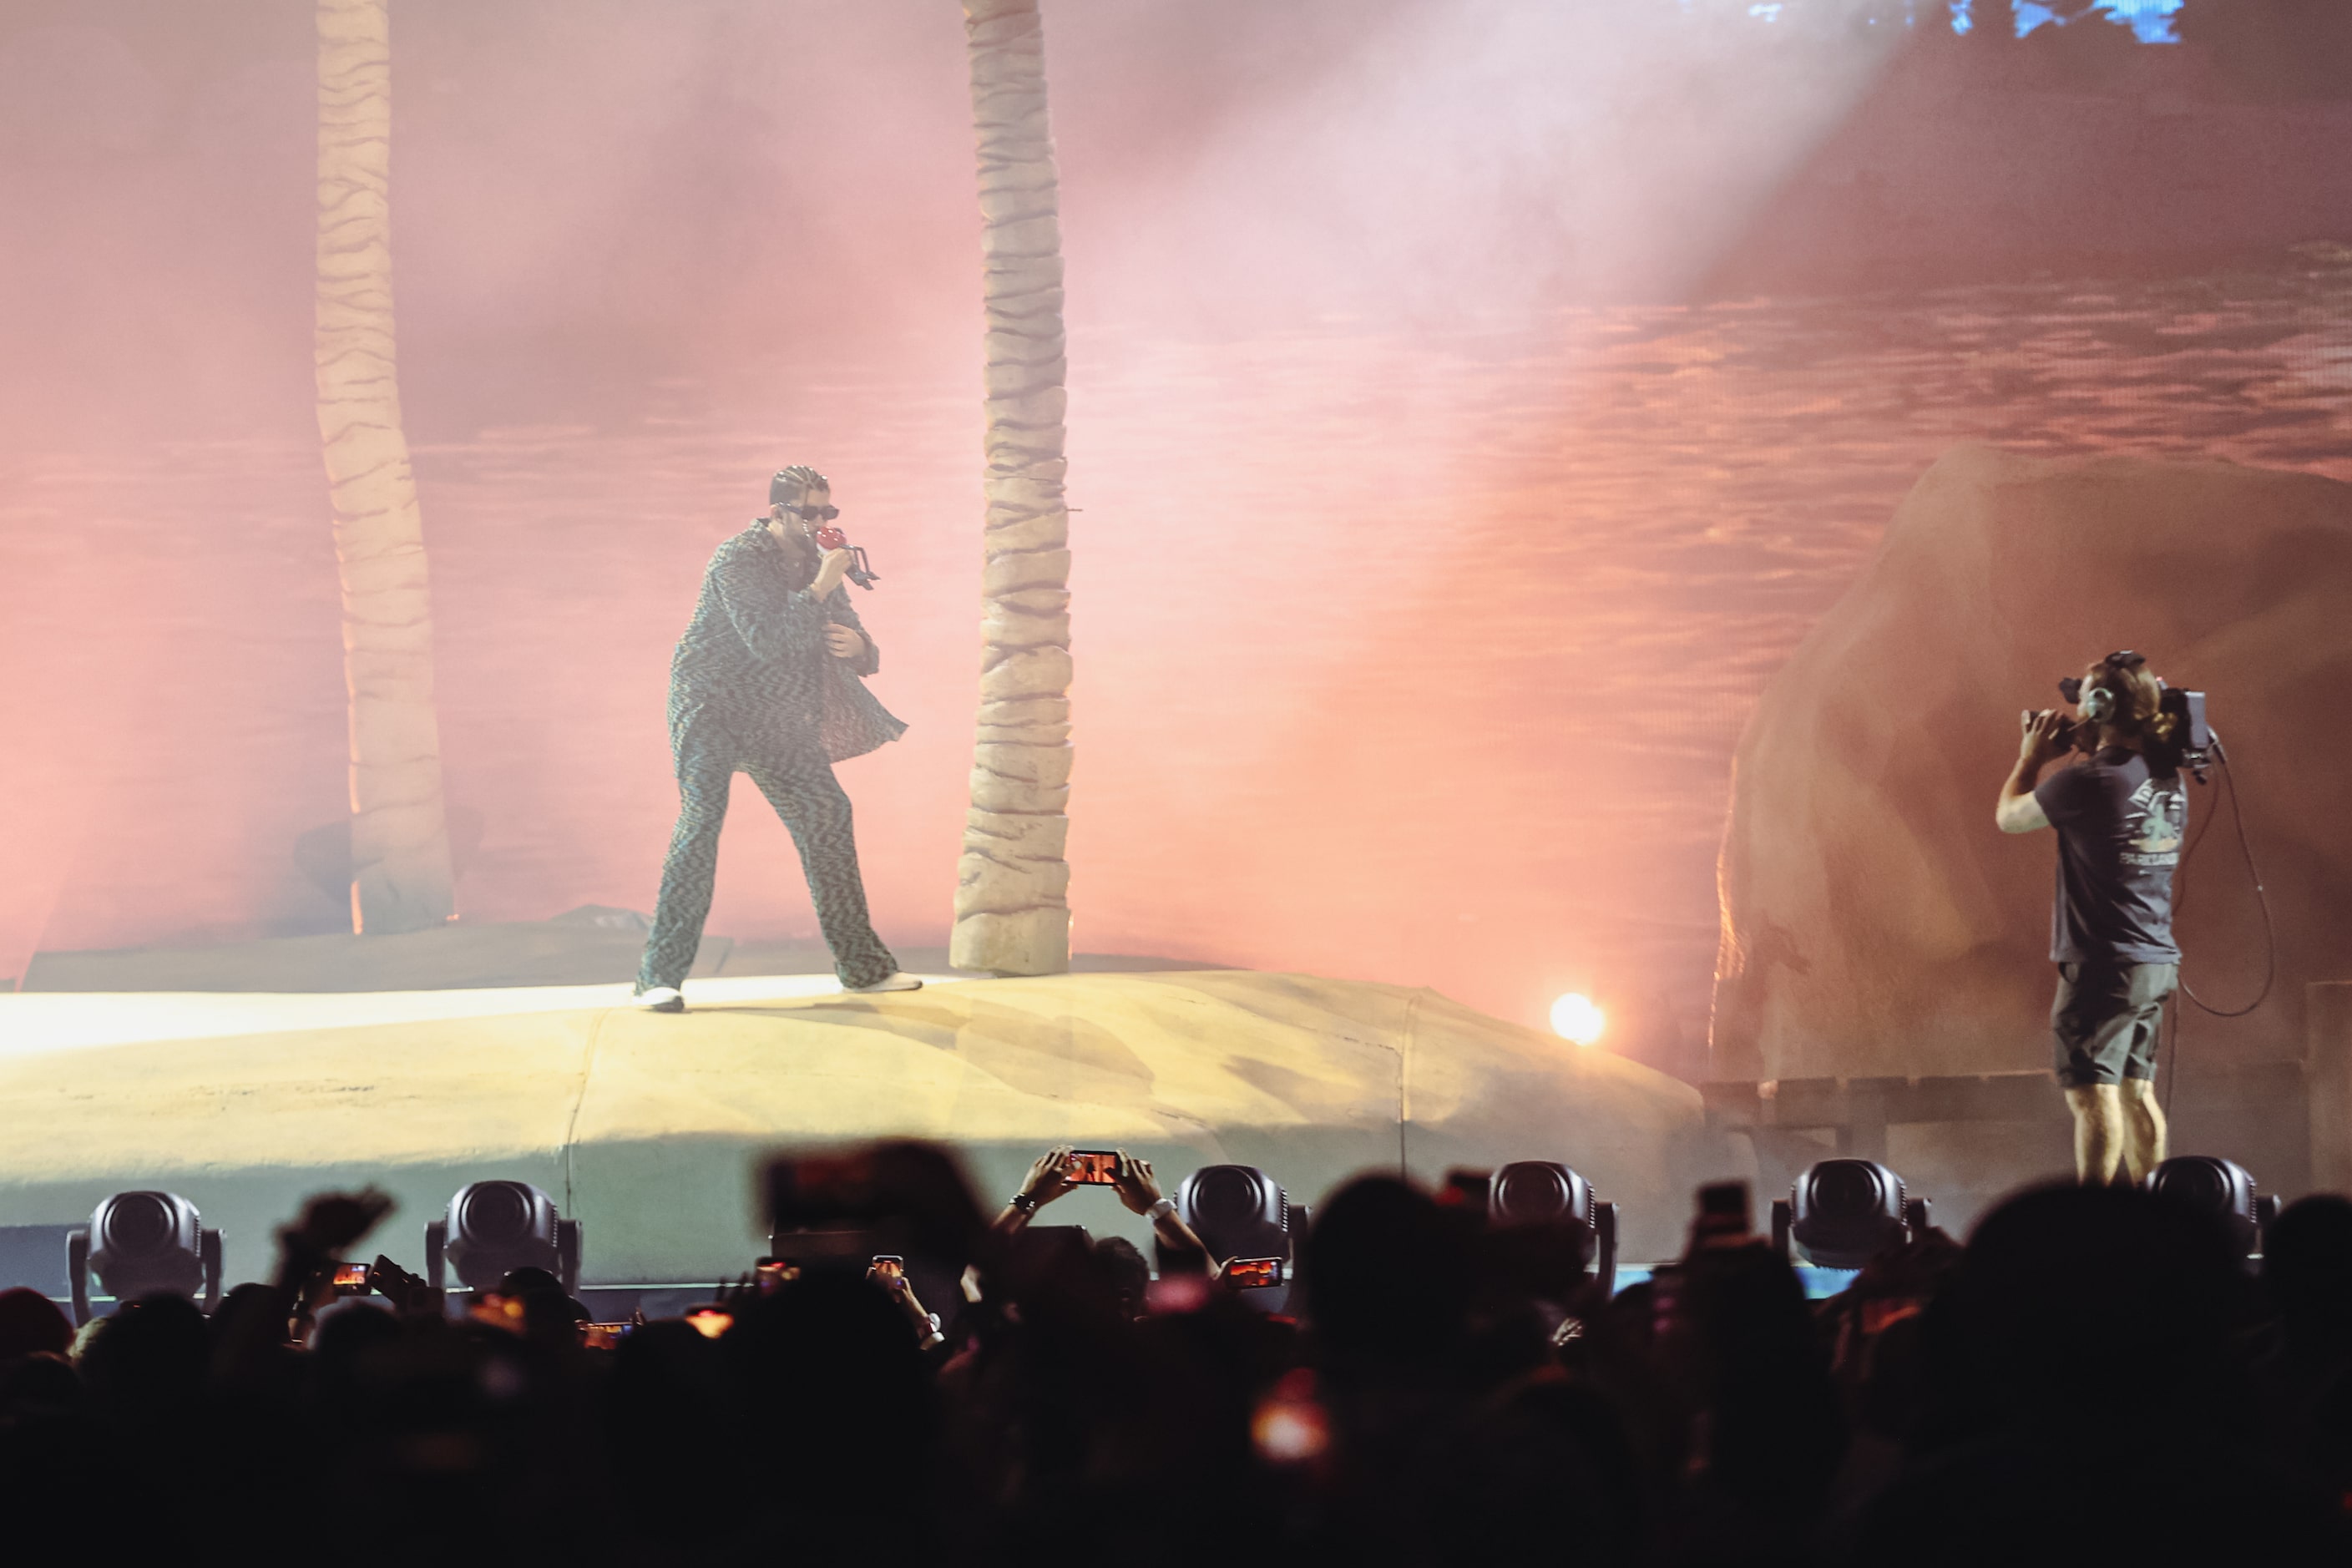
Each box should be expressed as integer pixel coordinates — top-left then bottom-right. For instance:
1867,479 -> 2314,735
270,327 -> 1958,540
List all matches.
812,524 -> 878,589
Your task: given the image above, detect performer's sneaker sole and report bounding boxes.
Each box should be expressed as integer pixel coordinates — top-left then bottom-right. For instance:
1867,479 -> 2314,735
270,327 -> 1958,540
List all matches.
633,986 -> 685,1013
843,973 -> 923,994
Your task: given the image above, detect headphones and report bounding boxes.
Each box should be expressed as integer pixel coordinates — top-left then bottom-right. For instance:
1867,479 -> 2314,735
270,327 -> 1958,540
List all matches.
2058,650 -> 2146,725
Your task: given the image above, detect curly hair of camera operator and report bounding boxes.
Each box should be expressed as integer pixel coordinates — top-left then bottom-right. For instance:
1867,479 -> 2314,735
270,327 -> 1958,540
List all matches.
2049,651 -> 2213,781
2058,653 -> 2168,751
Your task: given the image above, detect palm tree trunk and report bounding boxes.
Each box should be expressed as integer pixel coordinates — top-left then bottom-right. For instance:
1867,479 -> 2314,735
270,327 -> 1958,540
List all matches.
316,0 -> 453,935
951,0 -> 1074,975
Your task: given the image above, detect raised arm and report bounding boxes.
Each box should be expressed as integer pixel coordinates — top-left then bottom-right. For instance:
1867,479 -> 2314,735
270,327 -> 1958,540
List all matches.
992,1146 -> 1079,1237
215,1187 -> 394,1383
1996,709 -> 2071,834
711,539 -> 833,663
1111,1151 -> 1211,1272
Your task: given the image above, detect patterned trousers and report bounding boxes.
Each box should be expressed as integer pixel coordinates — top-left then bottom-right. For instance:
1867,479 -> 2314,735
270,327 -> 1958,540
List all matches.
637,733 -> 897,991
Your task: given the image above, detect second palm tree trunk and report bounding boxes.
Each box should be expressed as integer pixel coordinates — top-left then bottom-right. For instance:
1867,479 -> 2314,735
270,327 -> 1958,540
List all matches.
316,0 -> 455,935
952,0 -> 1074,975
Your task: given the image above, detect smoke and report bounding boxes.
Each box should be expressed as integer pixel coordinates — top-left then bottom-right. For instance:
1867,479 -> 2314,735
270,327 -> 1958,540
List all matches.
0,1 -> 1977,1030
1053,0 -> 1903,328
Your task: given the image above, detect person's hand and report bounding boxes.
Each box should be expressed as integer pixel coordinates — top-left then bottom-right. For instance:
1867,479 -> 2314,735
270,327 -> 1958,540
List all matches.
1112,1150 -> 1164,1216
2020,708 -> 2072,766
1018,1146 -> 1080,1207
812,547 -> 855,598
274,1188 -> 395,1305
823,624 -> 865,659
867,1259 -> 938,1344
279,1188 -> 395,1265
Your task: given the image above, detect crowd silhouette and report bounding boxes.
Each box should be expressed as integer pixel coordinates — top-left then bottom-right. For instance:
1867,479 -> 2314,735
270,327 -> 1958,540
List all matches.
2,1146 -> 2348,1565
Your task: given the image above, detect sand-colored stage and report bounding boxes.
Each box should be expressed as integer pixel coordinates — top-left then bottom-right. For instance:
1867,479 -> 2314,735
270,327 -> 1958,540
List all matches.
0,970 -> 1709,1286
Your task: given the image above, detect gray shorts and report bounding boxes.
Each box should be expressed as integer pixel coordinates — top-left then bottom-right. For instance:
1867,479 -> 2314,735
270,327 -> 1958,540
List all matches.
2051,961 -> 2177,1088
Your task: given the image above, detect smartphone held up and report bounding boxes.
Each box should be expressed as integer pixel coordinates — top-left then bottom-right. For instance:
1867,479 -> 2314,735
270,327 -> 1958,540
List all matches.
1064,1151 -> 1120,1186
1224,1257 -> 1287,1289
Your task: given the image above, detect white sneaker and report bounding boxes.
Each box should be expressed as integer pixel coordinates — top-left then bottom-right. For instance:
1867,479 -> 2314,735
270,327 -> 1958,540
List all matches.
634,985 -> 685,1013
843,972 -> 923,994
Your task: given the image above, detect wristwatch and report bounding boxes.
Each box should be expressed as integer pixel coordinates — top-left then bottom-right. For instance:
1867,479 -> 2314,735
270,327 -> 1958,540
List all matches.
1008,1191 -> 1039,1216
1146,1196 -> 1179,1222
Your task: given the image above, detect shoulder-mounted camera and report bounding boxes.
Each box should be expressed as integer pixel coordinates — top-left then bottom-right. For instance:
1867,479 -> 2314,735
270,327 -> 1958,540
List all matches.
2056,650 -> 2213,780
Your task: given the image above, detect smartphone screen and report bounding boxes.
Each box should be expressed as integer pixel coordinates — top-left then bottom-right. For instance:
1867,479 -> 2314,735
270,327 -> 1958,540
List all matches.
870,1256 -> 905,1280
1065,1151 -> 1120,1185
470,1292 -> 526,1331
583,1323 -> 631,1349
331,1262 -> 370,1292
1226,1257 -> 1286,1289
755,1260 -> 797,1294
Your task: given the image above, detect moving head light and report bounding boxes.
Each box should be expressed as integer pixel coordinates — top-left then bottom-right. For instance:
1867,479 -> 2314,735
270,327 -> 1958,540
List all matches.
66,1191 -> 223,1325
426,1181 -> 581,1294
2147,1155 -> 2277,1258
1771,1160 -> 1930,1270
1176,1164 -> 1294,1264
1490,1160 -> 1620,1296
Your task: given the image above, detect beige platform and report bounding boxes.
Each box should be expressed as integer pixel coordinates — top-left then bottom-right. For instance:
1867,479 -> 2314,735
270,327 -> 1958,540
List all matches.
0,970 -> 1709,1286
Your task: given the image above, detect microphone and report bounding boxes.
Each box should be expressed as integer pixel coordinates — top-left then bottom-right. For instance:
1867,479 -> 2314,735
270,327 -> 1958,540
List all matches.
814,524 -> 878,590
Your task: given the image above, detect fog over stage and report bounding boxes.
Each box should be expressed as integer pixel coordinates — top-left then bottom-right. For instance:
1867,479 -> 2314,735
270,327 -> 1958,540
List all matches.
3,0 -> 2349,1277
0,969 -> 1707,1289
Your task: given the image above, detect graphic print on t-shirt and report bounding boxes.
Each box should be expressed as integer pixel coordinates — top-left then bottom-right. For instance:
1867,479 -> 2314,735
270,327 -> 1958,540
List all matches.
2122,776 -> 2186,868
2033,749 -> 2188,964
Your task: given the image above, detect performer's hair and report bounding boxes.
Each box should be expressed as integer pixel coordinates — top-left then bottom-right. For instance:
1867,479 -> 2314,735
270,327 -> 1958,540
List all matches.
770,465 -> 830,506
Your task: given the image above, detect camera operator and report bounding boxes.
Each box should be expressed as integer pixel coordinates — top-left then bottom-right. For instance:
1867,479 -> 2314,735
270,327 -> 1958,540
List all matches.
1995,651 -> 2188,1186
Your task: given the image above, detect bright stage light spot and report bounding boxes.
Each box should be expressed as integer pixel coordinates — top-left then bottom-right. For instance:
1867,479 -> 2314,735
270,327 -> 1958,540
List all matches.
1550,993 -> 1606,1047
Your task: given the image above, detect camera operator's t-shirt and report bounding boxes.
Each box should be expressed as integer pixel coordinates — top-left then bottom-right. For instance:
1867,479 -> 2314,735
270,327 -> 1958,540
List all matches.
2033,748 -> 2187,964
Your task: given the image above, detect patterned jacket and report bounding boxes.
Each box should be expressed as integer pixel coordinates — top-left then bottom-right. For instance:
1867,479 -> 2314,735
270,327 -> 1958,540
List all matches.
666,523 -> 908,764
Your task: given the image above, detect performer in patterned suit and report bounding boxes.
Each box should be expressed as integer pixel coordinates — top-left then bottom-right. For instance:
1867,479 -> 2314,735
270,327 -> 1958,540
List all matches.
633,465 -> 919,1011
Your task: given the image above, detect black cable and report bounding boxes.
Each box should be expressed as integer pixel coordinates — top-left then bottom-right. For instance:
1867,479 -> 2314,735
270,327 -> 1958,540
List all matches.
2175,750 -> 2223,882
2161,984 -> 2180,1123
2177,739 -> 2276,1020
2162,753 -> 2217,1120
2159,735 -> 2276,1123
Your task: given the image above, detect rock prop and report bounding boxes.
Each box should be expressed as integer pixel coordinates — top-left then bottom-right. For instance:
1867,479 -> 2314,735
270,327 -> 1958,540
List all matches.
1712,445 -> 2352,1083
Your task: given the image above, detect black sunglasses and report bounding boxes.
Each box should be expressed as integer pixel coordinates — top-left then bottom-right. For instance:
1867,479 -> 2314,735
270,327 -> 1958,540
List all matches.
780,503 -> 840,522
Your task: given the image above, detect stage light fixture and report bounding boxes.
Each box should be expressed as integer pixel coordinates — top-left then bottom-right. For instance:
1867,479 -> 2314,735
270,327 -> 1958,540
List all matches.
2147,1155 -> 2277,1258
1490,1160 -> 1621,1296
426,1181 -> 581,1295
1771,1159 -> 1929,1270
1550,993 -> 1606,1046
1176,1164 -> 1295,1265
65,1191 -> 222,1325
